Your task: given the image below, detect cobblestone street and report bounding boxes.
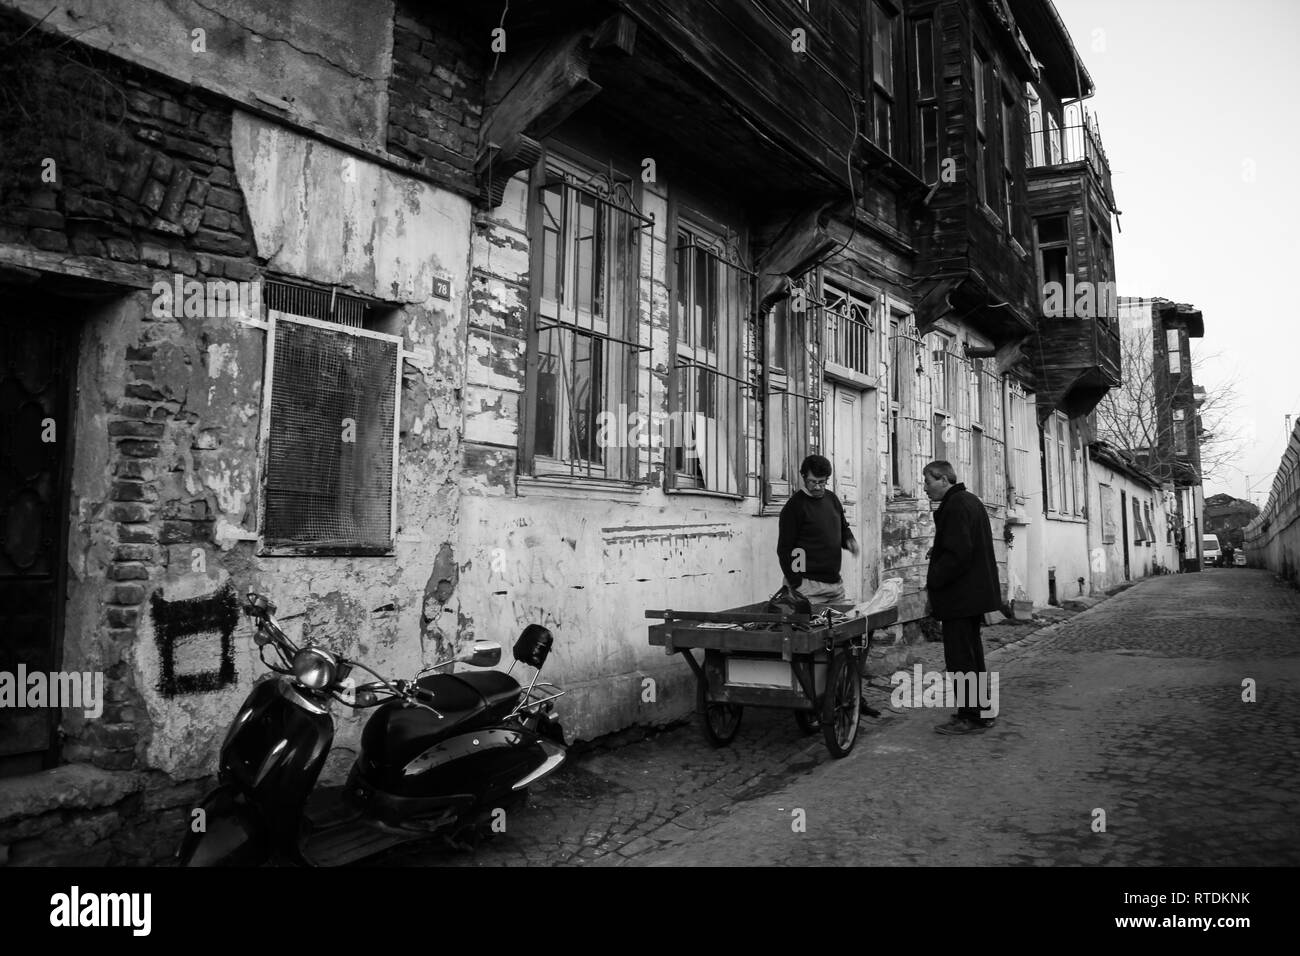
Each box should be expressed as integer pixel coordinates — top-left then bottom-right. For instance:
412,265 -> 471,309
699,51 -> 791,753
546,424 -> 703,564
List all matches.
372,568 -> 1300,867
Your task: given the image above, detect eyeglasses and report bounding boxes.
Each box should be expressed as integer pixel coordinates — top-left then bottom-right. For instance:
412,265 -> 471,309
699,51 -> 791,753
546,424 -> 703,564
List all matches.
804,477 -> 829,487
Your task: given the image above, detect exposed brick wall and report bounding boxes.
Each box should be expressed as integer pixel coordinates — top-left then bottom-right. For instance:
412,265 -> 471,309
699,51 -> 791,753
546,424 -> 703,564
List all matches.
386,1 -> 486,199
0,14 -> 259,772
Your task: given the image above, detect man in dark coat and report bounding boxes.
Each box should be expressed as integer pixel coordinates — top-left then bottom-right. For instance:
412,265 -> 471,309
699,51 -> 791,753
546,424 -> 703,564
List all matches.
923,460 -> 1002,735
777,454 -> 859,606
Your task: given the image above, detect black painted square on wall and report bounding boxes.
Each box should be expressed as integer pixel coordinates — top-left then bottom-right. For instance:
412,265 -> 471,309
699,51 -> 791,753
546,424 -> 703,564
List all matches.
151,583 -> 239,697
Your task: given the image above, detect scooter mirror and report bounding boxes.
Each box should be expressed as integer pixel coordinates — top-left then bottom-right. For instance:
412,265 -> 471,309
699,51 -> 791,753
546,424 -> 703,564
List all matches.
458,641 -> 502,668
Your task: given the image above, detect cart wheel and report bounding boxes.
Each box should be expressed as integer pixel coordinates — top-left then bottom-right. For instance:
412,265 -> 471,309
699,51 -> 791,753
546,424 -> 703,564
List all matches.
697,681 -> 742,747
794,709 -> 821,735
821,649 -> 861,758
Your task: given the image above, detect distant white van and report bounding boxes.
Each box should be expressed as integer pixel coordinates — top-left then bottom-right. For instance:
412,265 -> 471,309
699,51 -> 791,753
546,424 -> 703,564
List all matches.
1202,534 -> 1221,567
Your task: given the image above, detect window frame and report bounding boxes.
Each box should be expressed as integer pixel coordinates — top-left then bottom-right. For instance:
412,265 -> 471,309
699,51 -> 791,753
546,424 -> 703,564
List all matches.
1172,407 -> 1188,456
911,15 -> 939,183
1034,213 -> 1072,310
1025,83 -> 1045,167
668,207 -> 756,498
256,282 -> 403,557
972,45 -> 990,209
1166,326 -> 1183,375
926,330 -> 956,463
871,0 -> 902,158
888,306 -> 919,497
522,146 -> 654,482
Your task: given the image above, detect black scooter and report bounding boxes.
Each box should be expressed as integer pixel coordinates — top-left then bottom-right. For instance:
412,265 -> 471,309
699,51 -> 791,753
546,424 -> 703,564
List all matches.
177,591 -> 566,866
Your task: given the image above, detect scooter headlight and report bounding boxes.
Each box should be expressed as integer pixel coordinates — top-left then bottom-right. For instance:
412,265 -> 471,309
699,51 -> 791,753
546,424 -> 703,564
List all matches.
292,646 -> 337,691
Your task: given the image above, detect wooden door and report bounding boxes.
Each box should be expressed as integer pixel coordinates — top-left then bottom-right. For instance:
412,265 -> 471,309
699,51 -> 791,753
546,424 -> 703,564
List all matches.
824,381 -> 872,602
0,310 -> 79,775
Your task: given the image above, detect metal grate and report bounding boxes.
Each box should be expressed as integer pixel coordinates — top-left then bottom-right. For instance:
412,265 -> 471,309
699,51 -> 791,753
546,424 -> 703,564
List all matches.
533,172 -> 653,480
822,282 -> 873,375
671,233 -> 756,496
263,280 -> 369,328
262,318 -> 397,551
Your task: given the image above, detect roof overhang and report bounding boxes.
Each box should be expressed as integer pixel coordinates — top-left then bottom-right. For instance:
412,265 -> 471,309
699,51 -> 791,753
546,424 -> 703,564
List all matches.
1006,0 -> 1094,99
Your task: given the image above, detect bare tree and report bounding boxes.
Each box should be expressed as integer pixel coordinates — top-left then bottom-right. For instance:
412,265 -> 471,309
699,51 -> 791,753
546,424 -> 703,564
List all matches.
1094,325 -> 1245,484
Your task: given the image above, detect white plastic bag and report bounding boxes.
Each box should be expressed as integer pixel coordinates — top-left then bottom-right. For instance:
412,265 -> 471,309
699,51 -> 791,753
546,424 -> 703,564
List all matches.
852,577 -> 904,617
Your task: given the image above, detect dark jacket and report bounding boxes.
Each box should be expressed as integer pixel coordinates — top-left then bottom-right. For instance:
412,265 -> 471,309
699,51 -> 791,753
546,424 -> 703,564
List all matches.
926,483 -> 1002,620
777,490 -> 854,589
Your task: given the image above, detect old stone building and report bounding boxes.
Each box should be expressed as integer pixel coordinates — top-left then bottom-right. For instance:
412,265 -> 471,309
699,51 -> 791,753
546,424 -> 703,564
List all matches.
0,0 -> 1122,863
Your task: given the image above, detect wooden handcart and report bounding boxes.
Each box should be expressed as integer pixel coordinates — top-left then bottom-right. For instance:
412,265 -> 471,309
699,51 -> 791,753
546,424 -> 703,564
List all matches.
646,603 -> 899,758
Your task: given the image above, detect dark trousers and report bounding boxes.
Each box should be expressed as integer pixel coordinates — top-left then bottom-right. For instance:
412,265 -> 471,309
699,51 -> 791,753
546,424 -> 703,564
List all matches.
941,615 -> 988,721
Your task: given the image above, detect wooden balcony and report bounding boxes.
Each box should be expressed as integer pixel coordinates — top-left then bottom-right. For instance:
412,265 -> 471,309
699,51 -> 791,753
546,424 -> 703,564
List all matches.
1027,314 -> 1121,421
452,0 -> 869,207
1026,115 -> 1116,213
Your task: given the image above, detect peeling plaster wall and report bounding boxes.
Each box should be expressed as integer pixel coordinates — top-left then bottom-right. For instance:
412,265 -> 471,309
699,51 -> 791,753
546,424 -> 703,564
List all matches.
1023,512 -> 1088,606
232,111 -> 467,305
455,494 -> 779,742
61,118 -> 475,779
1087,466 -> 1177,591
8,0 -> 394,149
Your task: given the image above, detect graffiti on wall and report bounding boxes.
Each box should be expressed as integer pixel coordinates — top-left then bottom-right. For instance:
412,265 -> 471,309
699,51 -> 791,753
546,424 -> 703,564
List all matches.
151,583 -> 239,696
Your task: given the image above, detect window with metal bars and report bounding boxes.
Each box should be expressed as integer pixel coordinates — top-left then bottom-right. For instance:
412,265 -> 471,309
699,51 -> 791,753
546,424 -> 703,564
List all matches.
822,280 -> 874,377
968,360 -> 1006,506
765,281 -> 819,505
1044,409 -> 1084,519
925,331 -> 956,463
670,224 -> 755,496
259,279 -> 400,554
888,310 -> 922,497
528,158 -> 653,480
1008,380 -> 1034,505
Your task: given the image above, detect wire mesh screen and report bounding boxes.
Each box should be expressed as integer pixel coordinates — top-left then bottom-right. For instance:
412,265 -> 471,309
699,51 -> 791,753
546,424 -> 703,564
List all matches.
263,317 -> 396,550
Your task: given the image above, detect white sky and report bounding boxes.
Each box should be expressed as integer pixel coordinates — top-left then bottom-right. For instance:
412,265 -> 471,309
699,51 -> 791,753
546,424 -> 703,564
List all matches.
1053,0 -> 1300,505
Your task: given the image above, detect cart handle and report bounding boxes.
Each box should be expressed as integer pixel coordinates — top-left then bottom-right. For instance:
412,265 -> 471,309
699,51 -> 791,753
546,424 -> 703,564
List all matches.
645,609 -> 818,624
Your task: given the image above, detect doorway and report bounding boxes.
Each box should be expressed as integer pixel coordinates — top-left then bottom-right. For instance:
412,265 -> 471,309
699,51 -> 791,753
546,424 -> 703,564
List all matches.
1119,488 -> 1131,581
0,294 -> 82,776
822,379 -> 876,603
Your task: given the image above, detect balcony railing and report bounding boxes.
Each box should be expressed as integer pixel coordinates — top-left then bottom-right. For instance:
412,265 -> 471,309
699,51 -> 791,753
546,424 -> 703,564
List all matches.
1027,117 -> 1115,208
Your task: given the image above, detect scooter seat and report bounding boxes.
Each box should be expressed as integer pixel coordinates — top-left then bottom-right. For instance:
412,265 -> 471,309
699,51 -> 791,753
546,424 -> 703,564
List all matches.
412,671 -> 521,725
455,670 -> 522,711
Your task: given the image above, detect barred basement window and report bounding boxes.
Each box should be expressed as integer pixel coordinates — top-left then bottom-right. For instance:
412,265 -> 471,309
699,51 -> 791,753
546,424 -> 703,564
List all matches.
259,279 -> 400,554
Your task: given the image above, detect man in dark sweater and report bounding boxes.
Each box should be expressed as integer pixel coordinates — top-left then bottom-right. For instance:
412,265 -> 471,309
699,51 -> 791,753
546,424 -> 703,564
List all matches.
777,454 -> 859,606
923,459 -> 1002,735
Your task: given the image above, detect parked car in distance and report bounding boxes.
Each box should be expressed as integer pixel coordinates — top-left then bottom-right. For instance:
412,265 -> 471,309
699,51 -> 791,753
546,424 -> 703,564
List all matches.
1202,535 -> 1221,567
1234,551 -> 1247,567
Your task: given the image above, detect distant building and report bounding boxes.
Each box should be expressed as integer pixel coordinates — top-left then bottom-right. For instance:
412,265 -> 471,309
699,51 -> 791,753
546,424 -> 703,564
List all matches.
1108,297 -> 1207,570
1203,493 -> 1260,551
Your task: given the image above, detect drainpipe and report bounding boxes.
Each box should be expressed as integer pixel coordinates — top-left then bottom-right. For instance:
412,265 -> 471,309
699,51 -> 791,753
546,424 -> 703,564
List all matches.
1001,372 -> 1016,606
1083,432 -> 1095,594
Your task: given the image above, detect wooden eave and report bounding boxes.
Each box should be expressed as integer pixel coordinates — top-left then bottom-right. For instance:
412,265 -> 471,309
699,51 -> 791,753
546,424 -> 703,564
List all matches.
1005,0 -> 1094,100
